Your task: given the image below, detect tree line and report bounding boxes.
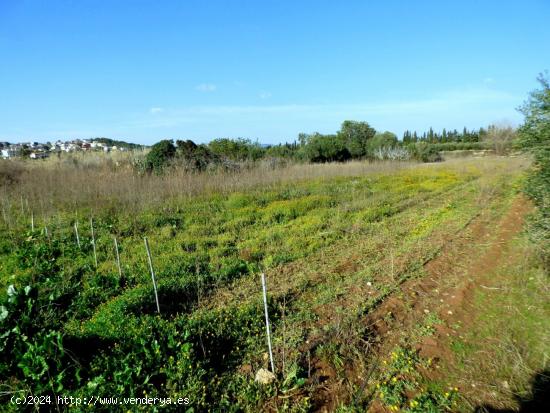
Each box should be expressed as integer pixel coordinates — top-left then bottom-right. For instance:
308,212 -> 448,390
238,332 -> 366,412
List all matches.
402,127 -> 487,143
142,121 -> 513,173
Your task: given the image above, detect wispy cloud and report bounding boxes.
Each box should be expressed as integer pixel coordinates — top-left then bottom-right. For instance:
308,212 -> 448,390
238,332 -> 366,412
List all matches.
259,91 -> 272,99
195,83 -> 217,92
134,88 -> 518,121
150,107 -> 164,114
119,87 -> 522,140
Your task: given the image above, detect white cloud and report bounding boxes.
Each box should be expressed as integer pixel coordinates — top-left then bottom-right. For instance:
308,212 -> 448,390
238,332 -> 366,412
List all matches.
150,107 -> 164,114
259,91 -> 272,99
141,87 -> 516,118
195,83 -> 217,92
120,87 -> 522,139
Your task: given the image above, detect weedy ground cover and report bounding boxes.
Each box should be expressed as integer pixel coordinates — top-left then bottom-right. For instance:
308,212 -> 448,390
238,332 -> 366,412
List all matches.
0,157 -> 531,411
442,235 -> 550,412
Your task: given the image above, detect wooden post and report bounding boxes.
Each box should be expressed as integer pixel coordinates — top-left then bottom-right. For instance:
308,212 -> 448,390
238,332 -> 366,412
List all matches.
90,218 -> 97,267
144,237 -> 161,314
31,211 -> 34,232
114,237 -> 122,277
261,273 -> 275,373
74,221 -> 81,248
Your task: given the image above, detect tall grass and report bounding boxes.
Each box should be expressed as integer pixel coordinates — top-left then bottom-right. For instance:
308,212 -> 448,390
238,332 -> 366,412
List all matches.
0,154 -> 413,216
0,154 -> 528,222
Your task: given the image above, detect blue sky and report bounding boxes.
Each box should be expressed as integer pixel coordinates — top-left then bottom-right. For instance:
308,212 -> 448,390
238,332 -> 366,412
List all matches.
1,0 -> 549,145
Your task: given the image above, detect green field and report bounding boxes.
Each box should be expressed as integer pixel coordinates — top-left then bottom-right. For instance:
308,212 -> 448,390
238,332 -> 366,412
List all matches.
1,156 -> 547,412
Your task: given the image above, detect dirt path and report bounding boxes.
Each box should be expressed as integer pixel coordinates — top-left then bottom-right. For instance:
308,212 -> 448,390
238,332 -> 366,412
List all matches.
292,193 -> 532,412
356,195 -> 532,412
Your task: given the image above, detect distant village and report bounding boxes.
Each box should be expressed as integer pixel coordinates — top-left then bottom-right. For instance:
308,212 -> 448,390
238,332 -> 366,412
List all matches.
0,139 -> 133,159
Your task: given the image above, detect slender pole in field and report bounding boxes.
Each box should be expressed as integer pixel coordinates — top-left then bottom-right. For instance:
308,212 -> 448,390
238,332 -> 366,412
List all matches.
74,221 -> 81,248
261,273 -> 275,373
31,211 -> 34,232
1,201 -> 7,225
114,237 -> 122,277
90,217 -> 97,267
144,237 -> 161,314
390,249 -> 394,281
281,295 -> 287,375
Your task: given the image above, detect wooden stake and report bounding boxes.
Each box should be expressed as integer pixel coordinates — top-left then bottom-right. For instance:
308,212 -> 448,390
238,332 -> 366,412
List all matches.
74,221 -> 81,248
144,237 -> 160,314
31,211 -> 34,232
114,237 -> 122,277
90,218 -> 97,267
261,273 -> 275,373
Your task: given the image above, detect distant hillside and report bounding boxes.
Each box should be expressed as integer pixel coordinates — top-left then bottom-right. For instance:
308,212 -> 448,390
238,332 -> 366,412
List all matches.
93,137 -> 147,150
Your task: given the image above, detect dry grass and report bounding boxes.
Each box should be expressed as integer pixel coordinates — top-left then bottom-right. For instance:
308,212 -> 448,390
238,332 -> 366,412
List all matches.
0,153 -> 529,221
0,155 -> 413,216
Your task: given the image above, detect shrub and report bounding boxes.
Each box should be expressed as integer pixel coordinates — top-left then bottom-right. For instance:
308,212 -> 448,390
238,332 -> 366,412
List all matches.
411,144 -> 442,163
145,140 -> 176,173
304,134 -> 351,163
518,73 -> 550,270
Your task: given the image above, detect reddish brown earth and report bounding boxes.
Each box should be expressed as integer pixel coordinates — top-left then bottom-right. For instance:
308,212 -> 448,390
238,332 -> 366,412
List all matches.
359,196 -> 532,411
307,195 -> 532,412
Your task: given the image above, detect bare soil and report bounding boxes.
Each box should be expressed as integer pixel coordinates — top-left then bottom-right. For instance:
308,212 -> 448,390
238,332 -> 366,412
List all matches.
307,195 -> 532,412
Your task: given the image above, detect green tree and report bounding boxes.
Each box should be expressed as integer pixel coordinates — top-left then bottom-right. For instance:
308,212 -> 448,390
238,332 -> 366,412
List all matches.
304,133 -> 350,163
175,139 -> 219,171
20,145 -> 31,157
208,138 -> 264,161
519,74 -> 550,150
145,139 -> 176,173
368,131 -> 398,152
518,72 -> 550,270
337,120 -> 376,158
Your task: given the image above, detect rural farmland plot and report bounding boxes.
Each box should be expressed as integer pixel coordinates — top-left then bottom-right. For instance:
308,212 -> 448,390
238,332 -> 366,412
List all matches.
0,156 -> 545,412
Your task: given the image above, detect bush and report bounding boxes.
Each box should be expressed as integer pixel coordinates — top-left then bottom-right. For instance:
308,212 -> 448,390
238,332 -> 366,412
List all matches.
145,140 -> 176,173
367,131 -> 398,156
411,144 -> 442,162
208,138 -> 265,161
304,134 -> 351,163
518,73 -> 550,270
176,139 -> 220,171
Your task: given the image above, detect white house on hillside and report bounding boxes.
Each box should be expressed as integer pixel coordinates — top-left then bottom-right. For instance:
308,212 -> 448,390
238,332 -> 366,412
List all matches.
1,149 -> 17,159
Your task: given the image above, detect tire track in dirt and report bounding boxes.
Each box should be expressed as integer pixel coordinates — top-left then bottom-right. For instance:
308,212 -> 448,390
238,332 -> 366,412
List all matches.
359,195 -> 532,411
